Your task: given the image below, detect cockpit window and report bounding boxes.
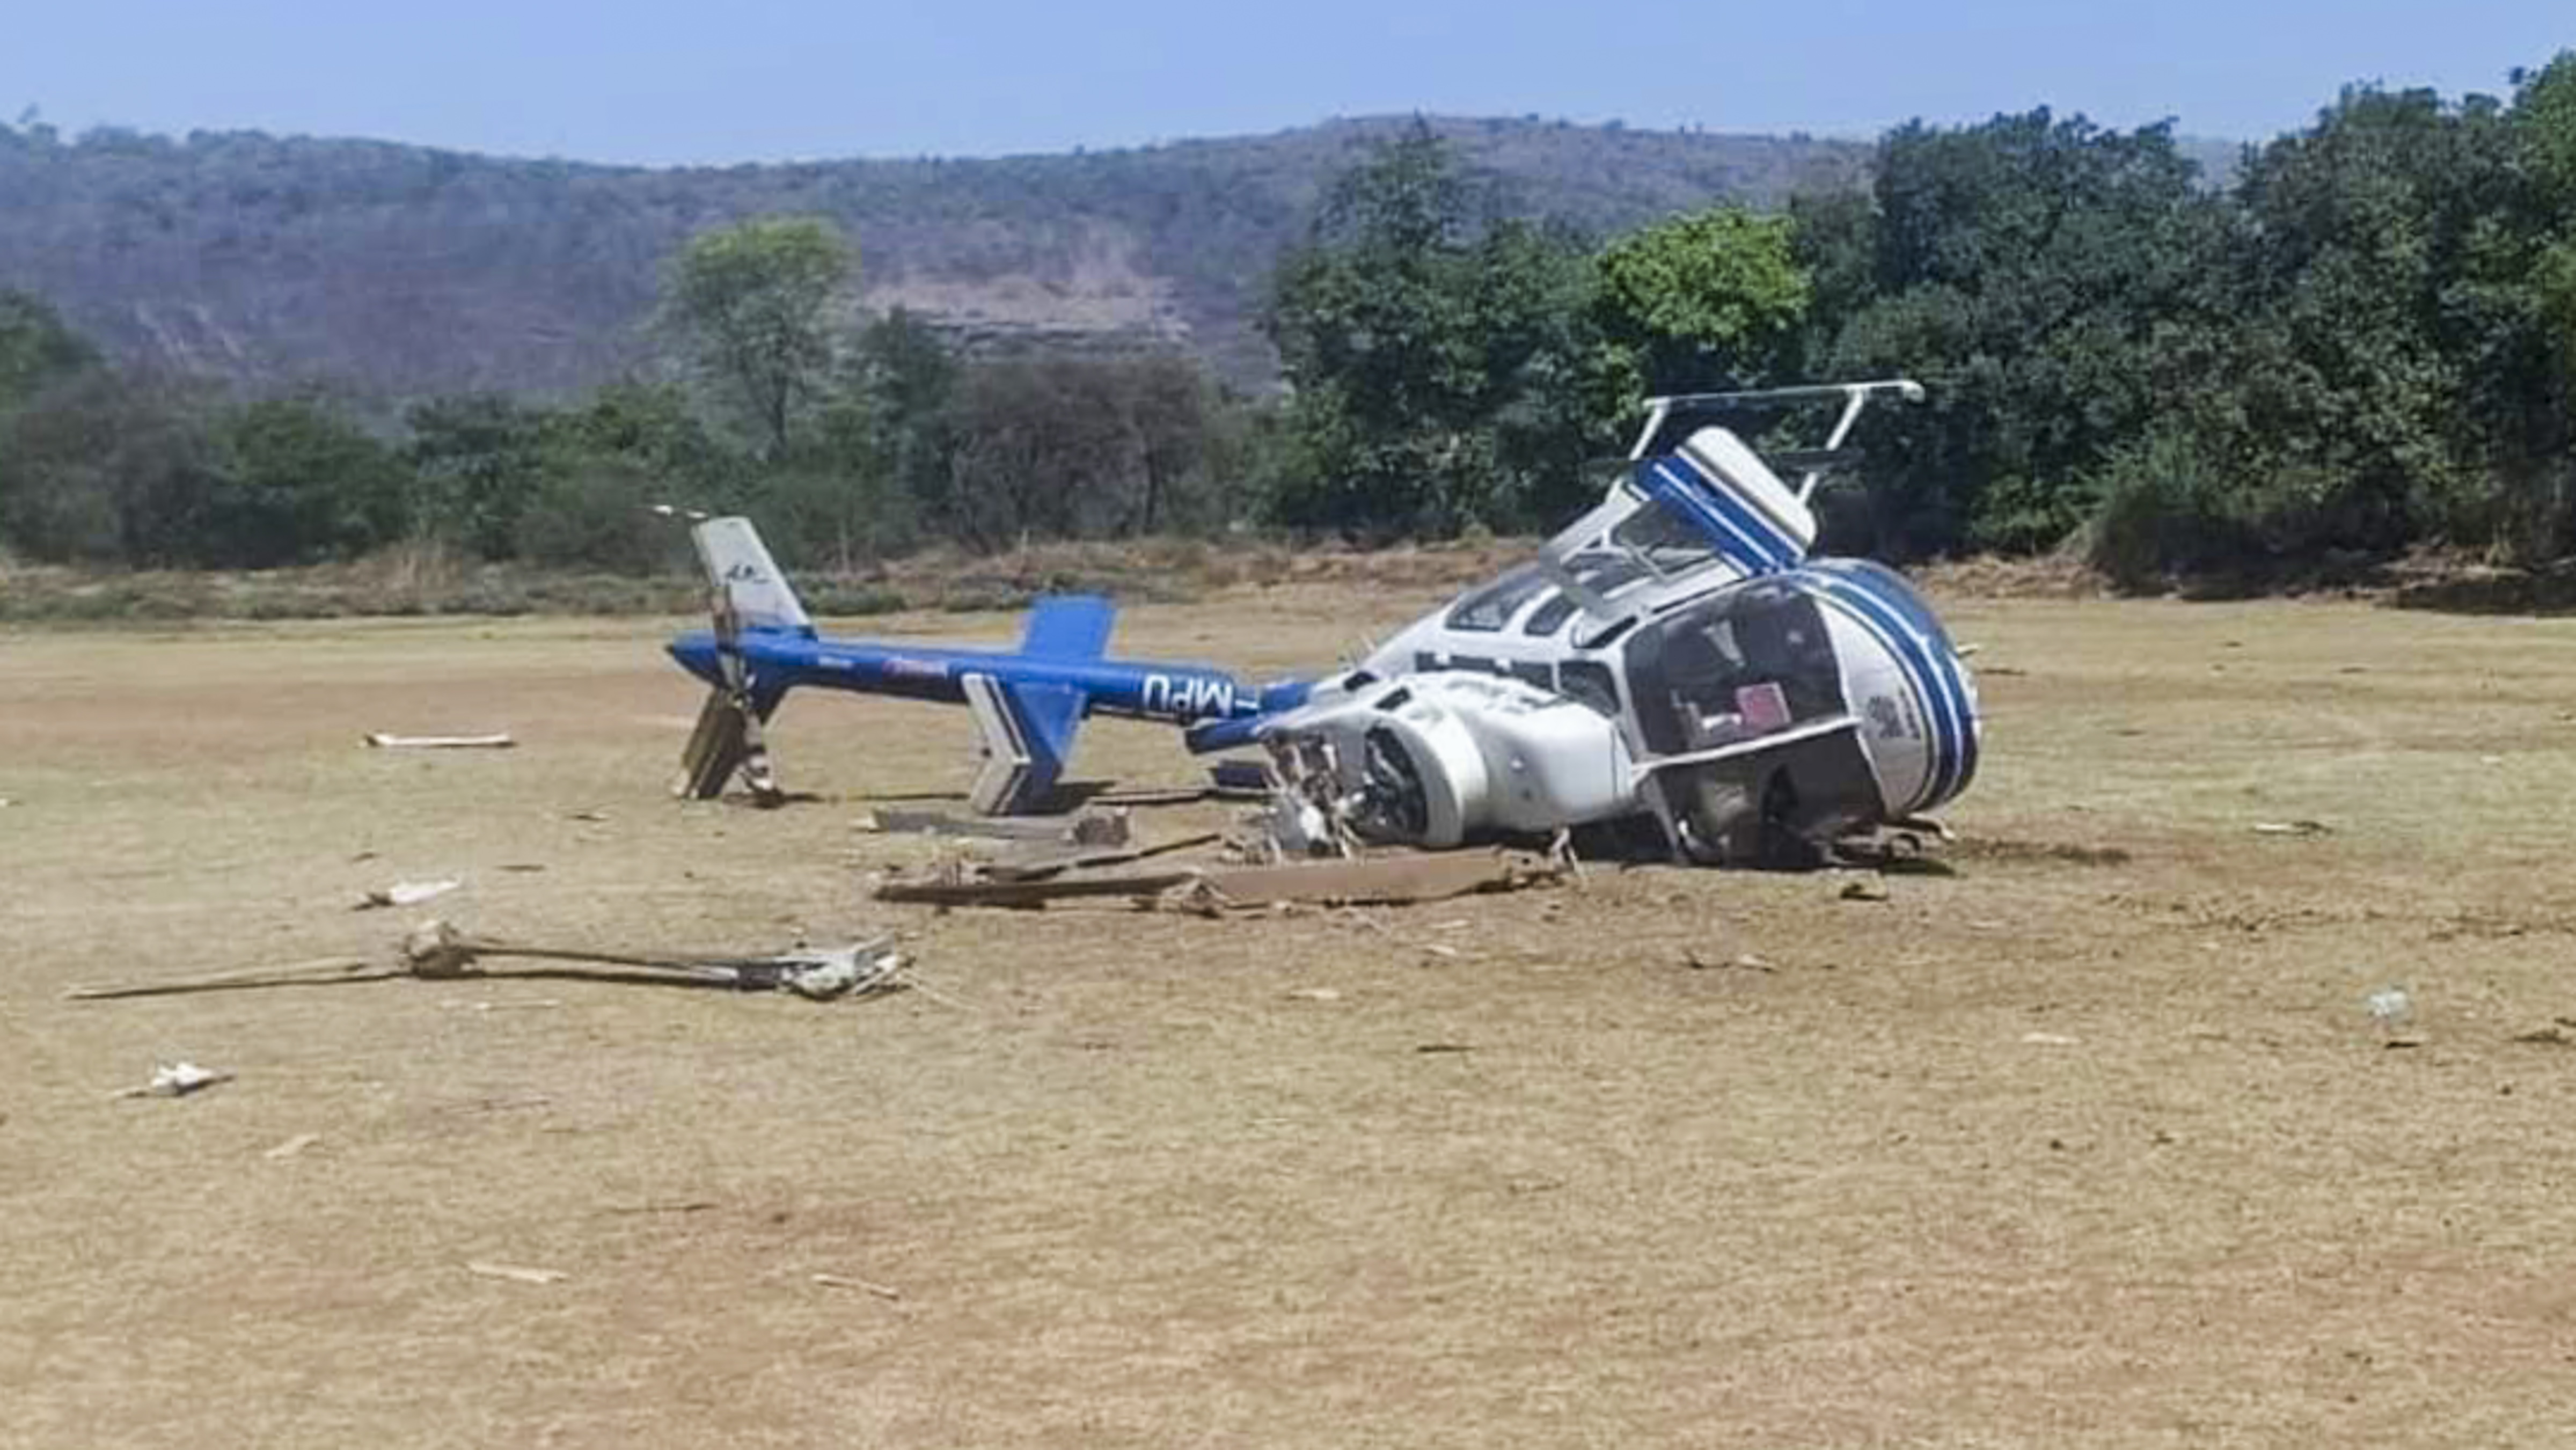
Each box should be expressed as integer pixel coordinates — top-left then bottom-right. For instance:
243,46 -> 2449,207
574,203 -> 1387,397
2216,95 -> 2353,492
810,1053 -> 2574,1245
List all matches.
1607,486 -> 1721,574
1444,566 -> 1552,633
1621,582 -> 1848,756
1521,590 -> 1579,638
1564,550 -> 1655,597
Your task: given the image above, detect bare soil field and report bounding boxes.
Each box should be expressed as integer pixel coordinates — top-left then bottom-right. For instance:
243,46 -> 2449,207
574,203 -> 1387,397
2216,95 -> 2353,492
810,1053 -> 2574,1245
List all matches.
6,586 -> 2576,1447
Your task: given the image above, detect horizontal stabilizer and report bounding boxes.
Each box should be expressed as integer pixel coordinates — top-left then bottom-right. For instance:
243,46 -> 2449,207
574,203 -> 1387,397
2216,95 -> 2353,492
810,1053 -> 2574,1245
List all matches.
1020,595 -> 1116,660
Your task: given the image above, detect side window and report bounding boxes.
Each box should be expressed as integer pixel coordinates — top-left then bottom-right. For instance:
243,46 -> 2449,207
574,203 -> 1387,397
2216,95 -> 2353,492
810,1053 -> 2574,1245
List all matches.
1523,590 -> 1579,638
1445,567 -> 1550,633
1557,661 -> 1621,719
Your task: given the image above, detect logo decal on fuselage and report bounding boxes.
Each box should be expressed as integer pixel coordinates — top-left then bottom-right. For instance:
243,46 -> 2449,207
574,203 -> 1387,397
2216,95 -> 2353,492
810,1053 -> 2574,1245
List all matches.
1866,694 -> 1906,741
1141,673 -> 1236,721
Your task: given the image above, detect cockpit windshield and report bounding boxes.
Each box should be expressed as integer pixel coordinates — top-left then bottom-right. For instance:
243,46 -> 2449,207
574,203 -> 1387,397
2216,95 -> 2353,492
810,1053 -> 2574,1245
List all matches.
1606,483 -> 1723,574
1532,472 -> 1725,623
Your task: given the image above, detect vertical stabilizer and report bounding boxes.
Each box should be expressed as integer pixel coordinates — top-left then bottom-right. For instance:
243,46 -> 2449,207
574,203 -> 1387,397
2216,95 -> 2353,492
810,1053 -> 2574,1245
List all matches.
690,517 -> 813,635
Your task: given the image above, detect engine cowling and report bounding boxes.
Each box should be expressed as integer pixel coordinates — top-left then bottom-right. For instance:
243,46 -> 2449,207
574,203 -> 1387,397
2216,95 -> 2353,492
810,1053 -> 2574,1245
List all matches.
1258,672 -> 1638,848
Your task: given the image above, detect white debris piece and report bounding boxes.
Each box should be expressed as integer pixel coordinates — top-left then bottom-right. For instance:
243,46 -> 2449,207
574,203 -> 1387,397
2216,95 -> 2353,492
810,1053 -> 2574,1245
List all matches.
466,1262 -> 568,1286
118,1061 -> 235,1099
358,879 -> 463,910
364,733 -> 516,750
780,943 -> 908,1001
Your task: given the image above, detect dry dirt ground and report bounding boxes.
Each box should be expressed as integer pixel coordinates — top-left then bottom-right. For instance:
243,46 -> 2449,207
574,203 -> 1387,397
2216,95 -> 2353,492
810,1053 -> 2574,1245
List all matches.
7,586 -> 2576,1447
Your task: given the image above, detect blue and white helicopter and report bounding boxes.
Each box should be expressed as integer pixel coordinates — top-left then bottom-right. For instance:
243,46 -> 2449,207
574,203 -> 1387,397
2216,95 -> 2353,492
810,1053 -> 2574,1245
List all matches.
667,378 -> 1980,866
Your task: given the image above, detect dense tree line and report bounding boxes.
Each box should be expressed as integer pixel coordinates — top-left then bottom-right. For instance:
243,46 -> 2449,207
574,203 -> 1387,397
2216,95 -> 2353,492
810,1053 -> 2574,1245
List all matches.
0,220 -> 1265,571
1265,55 -> 2576,579
3,54 -> 2572,583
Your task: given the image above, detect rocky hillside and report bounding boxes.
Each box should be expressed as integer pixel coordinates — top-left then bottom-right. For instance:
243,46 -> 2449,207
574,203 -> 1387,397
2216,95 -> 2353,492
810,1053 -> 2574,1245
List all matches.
0,115 -> 1875,398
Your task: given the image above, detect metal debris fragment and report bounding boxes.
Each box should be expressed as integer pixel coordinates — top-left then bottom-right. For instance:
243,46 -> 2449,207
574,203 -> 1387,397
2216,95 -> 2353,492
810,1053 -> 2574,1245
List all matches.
861,807 -> 1132,847
811,1273 -> 904,1299
875,849 -> 1561,911
467,1262 -> 568,1286
398,921 -> 909,999
116,1061 -> 233,1099
69,925 -> 908,1003
356,879 -> 462,910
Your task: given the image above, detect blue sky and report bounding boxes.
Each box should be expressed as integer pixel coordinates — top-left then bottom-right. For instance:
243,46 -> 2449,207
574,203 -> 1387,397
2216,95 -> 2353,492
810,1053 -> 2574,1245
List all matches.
4,0 -> 2566,164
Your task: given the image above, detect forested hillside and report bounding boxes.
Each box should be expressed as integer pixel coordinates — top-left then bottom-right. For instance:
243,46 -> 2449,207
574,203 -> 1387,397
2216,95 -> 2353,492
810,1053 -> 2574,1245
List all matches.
0,115 -> 1872,396
4,66 -> 2565,594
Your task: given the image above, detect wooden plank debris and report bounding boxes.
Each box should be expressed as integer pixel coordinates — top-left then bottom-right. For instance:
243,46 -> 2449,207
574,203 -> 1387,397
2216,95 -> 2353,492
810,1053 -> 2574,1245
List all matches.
873,850 -> 1561,911
861,807 -> 1132,847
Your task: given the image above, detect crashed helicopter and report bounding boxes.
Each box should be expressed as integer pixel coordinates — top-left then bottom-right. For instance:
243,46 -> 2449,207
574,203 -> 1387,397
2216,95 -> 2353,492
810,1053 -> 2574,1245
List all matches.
667,378 -> 1980,866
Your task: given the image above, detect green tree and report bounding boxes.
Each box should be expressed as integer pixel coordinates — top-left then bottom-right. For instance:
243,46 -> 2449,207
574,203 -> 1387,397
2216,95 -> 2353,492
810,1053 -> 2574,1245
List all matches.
662,216 -> 854,459
1814,111 -> 2224,555
400,393 -> 561,557
0,290 -> 97,415
0,371 -> 223,565
1593,207 -> 1810,399
848,308 -> 957,541
208,396 -> 408,566
1265,123 -> 1609,536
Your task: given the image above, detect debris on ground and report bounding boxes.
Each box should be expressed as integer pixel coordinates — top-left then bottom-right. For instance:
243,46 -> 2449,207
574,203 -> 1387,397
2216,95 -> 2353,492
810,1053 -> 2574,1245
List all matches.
67,923 -> 910,1003
115,1061 -> 234,1099
860,806 -> 1133,847
2510,1017 -> 2576,1046
875,848 -> 1563,912
1246,784 -> 1351,861
811,1273 -> 904,1299
978,831 -> 1226,883
355,879 -> 462,910
398,922 -> 908,999
1838,879 -> 1892,903
364,732 -> 517,750
2253,819 -> 2333,837
466,1262 -> 568,1286
263,1133 -> 320,1160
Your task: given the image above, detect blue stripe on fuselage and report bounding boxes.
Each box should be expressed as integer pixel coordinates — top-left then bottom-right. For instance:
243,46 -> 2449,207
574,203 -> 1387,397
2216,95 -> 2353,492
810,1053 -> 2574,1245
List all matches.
1642,458 -> 1797,575
1802,577 -> 1974,810
1811,565 -> 1980,799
